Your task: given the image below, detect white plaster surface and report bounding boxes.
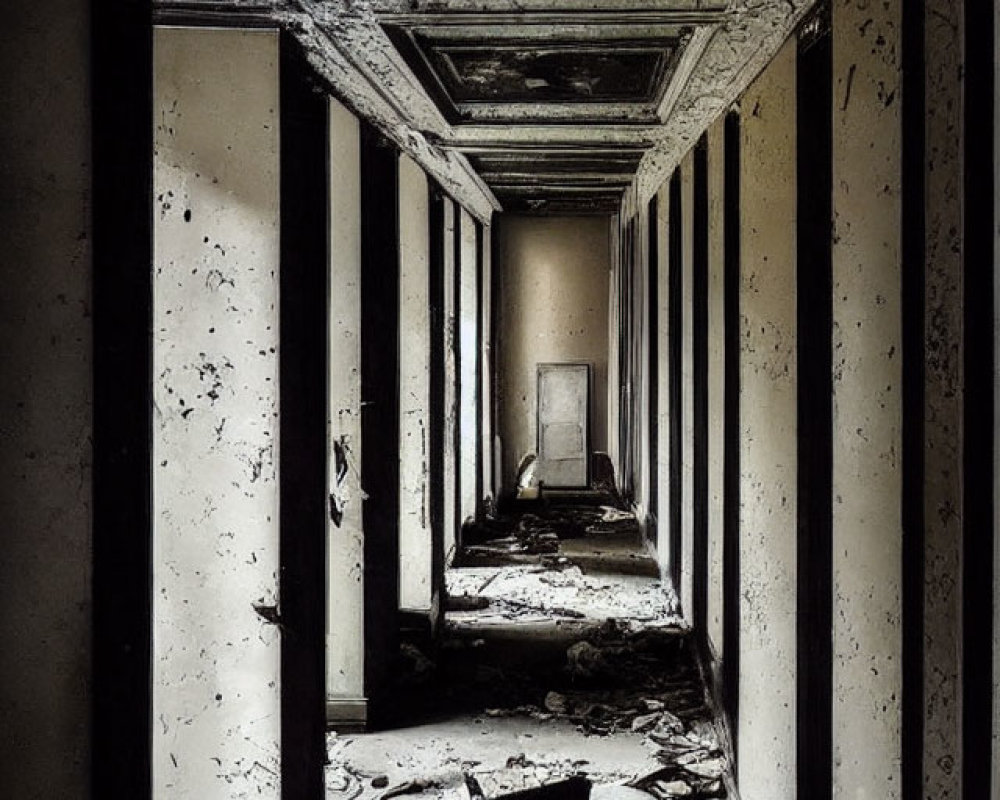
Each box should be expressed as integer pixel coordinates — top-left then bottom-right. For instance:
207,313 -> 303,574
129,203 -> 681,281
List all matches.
608,218 -> 621,478
0,1 -> 93,794
327,97 -> 366,700
655,186 -> 672,579
831,2 -> 903,795
736,38 -> 797,800
680,151 -> 695,626
498,217 -> 611,490
443,200 -> 459,562
481,225 -> 494,503
705,117 -> 726,659
399,155 -> 433,612
923,2 -> 964,796
153,27 -> 281,797
636,207 -> 652,525
459,208 -> 480,525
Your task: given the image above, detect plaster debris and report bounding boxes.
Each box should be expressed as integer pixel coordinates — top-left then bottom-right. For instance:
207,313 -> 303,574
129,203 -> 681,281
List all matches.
328,504 -> 726,800
458,504 -> 660,578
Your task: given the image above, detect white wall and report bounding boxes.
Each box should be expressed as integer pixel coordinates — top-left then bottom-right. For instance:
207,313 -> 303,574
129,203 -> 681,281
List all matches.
399,154 -> 433,611
459,209 -> 479,524
443,200 -> 458,560
152,27 -> 281,796
679,152 -> 695,625
737,37 -> 798,799
327,97 -> 366,717
831,2 -> 903,794
655,186 -> 672,578
705,116 -> 726,658
498,216 -> 611,491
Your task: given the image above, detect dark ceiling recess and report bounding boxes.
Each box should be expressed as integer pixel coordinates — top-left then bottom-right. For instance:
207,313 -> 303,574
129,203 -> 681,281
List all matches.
383,25 -> 684,125
379,7 -> 727,215
416,38 -> 678,108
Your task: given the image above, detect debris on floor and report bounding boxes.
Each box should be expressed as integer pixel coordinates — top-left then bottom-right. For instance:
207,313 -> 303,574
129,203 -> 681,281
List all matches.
445,565 -> 682,630
327,504 -> 729,800
457,504 -> 660,578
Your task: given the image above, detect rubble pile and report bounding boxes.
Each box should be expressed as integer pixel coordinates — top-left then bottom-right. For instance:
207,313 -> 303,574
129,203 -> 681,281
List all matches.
445,566 -> 681,628
327,504 -> 728,800
460,505 -> 641,559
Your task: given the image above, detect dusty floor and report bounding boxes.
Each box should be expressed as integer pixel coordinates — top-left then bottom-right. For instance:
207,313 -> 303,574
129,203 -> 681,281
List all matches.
326,505 -> 729,800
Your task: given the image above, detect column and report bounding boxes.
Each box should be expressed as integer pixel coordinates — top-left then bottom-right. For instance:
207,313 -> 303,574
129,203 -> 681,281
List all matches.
153,27 -> 281,796
831,0 -> 903,794
326,97 -> 366,725
737,37 -> 798,800
398,155 -> 433,613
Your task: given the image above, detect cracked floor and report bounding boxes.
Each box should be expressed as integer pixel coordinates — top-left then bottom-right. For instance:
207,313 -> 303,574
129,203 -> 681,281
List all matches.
326,503 -> 730,800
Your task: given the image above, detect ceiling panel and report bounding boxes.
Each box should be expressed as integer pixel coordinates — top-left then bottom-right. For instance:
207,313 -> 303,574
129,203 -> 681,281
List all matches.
377,5 -> 726,214
422,40 -> 675,105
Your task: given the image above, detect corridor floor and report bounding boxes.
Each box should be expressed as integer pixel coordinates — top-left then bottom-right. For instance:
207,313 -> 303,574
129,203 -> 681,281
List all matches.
325,504 -> 729,800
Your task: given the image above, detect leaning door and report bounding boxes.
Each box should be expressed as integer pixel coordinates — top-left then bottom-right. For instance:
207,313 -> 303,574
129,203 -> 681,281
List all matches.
537,363 -> 590,488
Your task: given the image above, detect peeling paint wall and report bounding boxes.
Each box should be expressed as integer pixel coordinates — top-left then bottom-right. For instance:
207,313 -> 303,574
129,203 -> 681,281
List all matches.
481,224 -> 495,503
443,200 -> 458,560
655,187 -> 672,578
152,27 -> 281,796
459,208 -> 479,524
635,205 -> 653,527
608,217 -> 621,478
830,2 -> 903,795
737,38 -> 798,799
0,0 -> 92,796
705,116 -> 726,660
327,97 -> 366,712
399,154 -> 433,612
679,151 -> 695,626
615,2 -> 980,795
498,216 -> 611,491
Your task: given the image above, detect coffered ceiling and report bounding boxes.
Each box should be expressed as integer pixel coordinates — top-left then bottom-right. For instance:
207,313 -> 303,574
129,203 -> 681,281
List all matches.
153,0 -> 817,218
375,2 -> 721,214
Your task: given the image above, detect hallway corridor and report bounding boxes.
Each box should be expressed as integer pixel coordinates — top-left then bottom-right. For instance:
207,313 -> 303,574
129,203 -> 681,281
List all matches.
327,505 -> 728,800
4,0 -> 1000,799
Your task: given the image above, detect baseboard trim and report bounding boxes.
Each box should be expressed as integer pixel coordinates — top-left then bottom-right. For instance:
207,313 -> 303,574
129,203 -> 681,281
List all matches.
326,697 -> 368,732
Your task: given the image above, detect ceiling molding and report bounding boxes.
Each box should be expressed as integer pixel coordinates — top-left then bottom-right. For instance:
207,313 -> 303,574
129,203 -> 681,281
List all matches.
655,25 -> 716,122
151,0 -> 818,218
632,0 -> 818,203
284,8 -> 501,220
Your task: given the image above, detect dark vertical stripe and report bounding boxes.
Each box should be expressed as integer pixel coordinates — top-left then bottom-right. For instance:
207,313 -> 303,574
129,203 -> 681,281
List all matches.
900,0 -> 926,797
428,185 -> 446,613
453,201 -> 463,539
475,221 -> 485,514
963,0 -> 996,794
360,122 -> 400,728
620,217 -> 638,501
618,214 -> 626,493
279,35 -> 328,798
796,11 -> 833,799
722,111 -> 741,751
490,212 -> 501,500
668,171 -> 684,594
91,1 -> 153,796
648,195 -> 660,547
693,137 -> 709,638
